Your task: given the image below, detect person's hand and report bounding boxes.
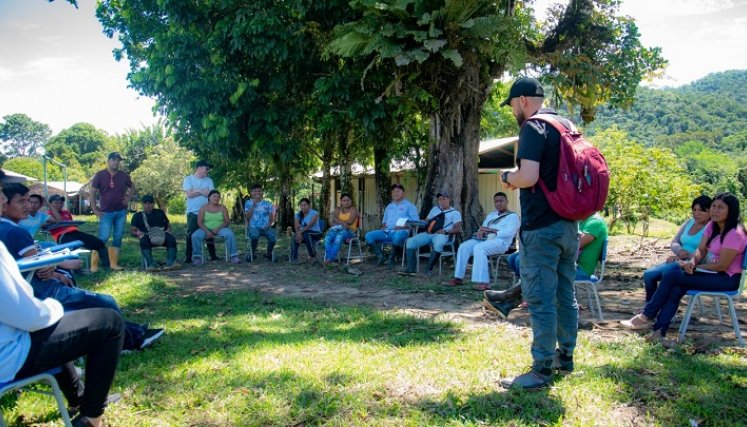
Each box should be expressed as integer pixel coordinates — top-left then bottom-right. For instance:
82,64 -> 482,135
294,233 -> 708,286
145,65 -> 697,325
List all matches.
295,232 -> 303,243
206,231 -> 215,238
677,249 -> 690,260
54,273 -> 74,287
666,255 -> 677,263
60,259 -> 83,270
476,230 -> 485,239
36,267 -> 56,280
437,229 -> 445,234
503,182 -> 518,190
679,260 -> 695,275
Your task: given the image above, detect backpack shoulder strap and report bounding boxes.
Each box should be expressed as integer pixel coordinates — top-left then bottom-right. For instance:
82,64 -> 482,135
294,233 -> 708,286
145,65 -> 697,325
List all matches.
528,113 -> 577,133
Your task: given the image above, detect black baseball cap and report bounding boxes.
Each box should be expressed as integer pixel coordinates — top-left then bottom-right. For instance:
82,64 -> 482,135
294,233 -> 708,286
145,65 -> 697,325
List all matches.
500,77 -> 544,107
49,194 -> 65,202
391,183 -> 405,191
195,160 -> 212,168
108,152 -> 123,160
141,195 -> 155,203
436,191 -> 450,198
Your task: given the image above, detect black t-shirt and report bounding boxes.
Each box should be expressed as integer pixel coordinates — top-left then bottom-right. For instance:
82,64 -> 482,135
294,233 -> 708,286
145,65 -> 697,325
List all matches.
516,108 -> 574,231
131,209 -> 170,232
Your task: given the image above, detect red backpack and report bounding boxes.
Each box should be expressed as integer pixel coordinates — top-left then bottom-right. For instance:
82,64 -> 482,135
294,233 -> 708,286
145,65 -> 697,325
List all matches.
525,113 -> 610,220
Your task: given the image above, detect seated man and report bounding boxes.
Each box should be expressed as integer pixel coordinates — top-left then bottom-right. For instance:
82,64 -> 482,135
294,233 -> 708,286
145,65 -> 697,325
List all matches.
0,183 -> 163,352
244,183 -> 276,261
365,183 -> 419,266
399,191 -> 462,276
130,194 -> 181,271
484,212 -> 608,318
18,193 -> 52,238
447,192 -> 519,290
46,194 -> 111,272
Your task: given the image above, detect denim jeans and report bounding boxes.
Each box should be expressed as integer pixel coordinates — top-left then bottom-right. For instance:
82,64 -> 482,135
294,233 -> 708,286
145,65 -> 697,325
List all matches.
365,229 -> 409,247
519,220 -> 580,366
644,268 -> 741,334
642,262 -> 681,302
291,231 -> 322,260
17,308 -> 124,419
511,252 -> 591,281
98,209 -> 127,248
192,228 -> 239,259
31,278 -> 119,312
405,232 -> 450,253
324,228 -> 355,261
248,226 -> 277,257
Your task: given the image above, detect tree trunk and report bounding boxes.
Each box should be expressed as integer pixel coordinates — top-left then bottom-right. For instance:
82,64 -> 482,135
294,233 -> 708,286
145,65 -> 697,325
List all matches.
319,155 -> 332,227
231,190 -> 245,224
421,55 -> 494,236
373,143 -> 391,219
277,163 -> 295,231
339,128 -> 355,202
156,196 -> 167,214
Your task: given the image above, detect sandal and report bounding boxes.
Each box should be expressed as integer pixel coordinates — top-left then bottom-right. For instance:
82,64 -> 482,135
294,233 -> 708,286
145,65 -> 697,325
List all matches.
620,314 -> 652,331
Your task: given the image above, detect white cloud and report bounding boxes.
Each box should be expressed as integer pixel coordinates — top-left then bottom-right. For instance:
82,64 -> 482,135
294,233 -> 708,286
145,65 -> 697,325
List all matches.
0,66 -> 14,81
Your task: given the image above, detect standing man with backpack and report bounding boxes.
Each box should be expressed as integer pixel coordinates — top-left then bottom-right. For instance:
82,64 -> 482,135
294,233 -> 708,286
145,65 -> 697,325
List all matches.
498,77 -> 609,390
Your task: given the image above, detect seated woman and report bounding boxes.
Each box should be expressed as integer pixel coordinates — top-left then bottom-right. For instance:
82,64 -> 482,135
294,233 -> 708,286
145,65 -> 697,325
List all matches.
640,195 -> 712,308
46,194 -> 111,272
290,198 -> 322,264
622,193 -> 746,342
191,190 -> 240,265
0,170 -> 124,427
323,194 -> 359,264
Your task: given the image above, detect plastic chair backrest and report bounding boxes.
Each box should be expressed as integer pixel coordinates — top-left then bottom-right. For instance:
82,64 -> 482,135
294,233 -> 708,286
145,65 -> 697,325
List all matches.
595,239 -> 608,281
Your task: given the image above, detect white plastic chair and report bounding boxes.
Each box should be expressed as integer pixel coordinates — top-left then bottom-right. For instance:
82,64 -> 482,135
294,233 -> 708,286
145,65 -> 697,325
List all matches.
329,218 -> 364,266
0,367 -> 72,427
677,254 -> 746,346
574,239 -> 608,321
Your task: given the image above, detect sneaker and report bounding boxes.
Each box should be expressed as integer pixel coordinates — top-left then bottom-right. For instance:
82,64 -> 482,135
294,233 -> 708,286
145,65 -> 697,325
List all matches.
551,349 -> 574,373
230,256 -> 241,264
263,253 -> 273,261
620,314 -> 652,331
140,328 -> 165,350
445,278 -> 463,287
192,257 -> 203,266
289,258 -> 303,265
163,262 -> 182,271
499,366 -> 553,390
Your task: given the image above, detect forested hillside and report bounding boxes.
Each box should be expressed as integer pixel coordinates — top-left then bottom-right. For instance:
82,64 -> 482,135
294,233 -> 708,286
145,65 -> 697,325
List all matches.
584,70 -> 747,151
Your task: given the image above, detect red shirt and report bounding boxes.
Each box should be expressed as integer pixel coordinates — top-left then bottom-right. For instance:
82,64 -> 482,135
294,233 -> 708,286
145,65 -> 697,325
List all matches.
91,169 -> 132,212
46,209 -> 78,241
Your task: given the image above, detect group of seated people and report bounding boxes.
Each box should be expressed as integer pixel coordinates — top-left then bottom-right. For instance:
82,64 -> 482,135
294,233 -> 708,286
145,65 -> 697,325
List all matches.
0,170 -> 133,427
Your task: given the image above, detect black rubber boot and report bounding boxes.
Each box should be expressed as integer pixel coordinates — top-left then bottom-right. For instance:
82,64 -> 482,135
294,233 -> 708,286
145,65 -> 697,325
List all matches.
398,249 -> 417,275
484,284 -> 523,303
142,249 -> 155,270
371,243 -> 385,266
424,251 -> 441,276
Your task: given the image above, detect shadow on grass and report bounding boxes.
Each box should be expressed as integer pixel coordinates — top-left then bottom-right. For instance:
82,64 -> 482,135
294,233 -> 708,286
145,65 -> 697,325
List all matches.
590,340 -> 747,425
415,388 -> 565,425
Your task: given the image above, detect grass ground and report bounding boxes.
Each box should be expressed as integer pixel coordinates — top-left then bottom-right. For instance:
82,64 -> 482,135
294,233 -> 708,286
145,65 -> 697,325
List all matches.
3,215 -> 746,426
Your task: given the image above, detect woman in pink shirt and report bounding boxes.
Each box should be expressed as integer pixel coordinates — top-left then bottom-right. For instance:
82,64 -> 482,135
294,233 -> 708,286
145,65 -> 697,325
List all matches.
622,192 -> 746,342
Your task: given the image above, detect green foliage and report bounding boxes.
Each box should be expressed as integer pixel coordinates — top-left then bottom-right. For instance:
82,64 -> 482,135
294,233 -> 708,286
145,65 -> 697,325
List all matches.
593,128 -> 700,235
481,81 -> 518,139
112,121 -> 170,172
0,113 -> 52,157
44,123 -> 112,176
130,138 -> 193,210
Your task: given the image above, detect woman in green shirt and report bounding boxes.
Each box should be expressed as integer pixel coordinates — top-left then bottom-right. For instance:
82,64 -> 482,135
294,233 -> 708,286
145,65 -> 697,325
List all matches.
191,190 -> 240,265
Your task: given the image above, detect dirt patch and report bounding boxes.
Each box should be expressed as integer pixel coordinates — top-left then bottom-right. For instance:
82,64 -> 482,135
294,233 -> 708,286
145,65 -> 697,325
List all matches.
160,235 -> 746,348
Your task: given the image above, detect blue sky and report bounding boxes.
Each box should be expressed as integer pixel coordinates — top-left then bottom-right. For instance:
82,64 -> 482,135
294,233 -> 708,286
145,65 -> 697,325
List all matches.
0,0 -> 746,135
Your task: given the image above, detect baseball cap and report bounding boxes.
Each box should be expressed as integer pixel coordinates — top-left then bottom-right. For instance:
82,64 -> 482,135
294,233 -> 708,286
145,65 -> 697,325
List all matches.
500,77 -> 544,107
108,152 -> 123,160
195,160 -> 212,168
436,191 -> 450,198
391,183 -> 405,191
141,194 -> 155,203
49,194 -> 65,202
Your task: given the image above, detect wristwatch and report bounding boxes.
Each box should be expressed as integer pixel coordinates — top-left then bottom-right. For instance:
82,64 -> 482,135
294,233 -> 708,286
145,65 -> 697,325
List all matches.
501,171 -> 510,185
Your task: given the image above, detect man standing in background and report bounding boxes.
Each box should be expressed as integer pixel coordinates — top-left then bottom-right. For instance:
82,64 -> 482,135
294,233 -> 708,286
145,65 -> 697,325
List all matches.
182,160 -> 217,263
89,152 -> 135,270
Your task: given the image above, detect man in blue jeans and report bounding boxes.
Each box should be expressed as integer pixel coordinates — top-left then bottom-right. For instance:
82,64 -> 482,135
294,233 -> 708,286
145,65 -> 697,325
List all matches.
89,152 -> 135,270
498,77 -> 581,390
365,183 -> 419,267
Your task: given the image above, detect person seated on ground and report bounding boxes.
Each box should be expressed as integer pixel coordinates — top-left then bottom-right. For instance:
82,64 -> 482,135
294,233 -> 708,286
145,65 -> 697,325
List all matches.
289,198 -> 322,264
46,194 -> 111,273
130,195 -> 181,271
19,193 -> 53,238
399,191 -> 462,276
364,183 -> 419,267
323,193 -> 360,264
244,183 -> 276,262
192,190 -> 240,265
621,192 -> 746,344
484,211 -> 609,318
0,184 -> 164,353
447,192 -> 519,290
1,241 -> 124,427
639,195 -> 712,311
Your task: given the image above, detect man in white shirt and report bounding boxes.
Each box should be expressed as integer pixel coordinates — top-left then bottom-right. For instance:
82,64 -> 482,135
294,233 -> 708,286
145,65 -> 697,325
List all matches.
182,160 -> 216,263
447,192 -> 519,290
399,191 -> 462,276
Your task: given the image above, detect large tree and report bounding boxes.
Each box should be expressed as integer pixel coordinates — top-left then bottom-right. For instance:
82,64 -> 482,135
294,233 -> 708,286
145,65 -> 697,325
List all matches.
0,113 -> 52,158
44,123 -> 112,176
329,0 -> 665,232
